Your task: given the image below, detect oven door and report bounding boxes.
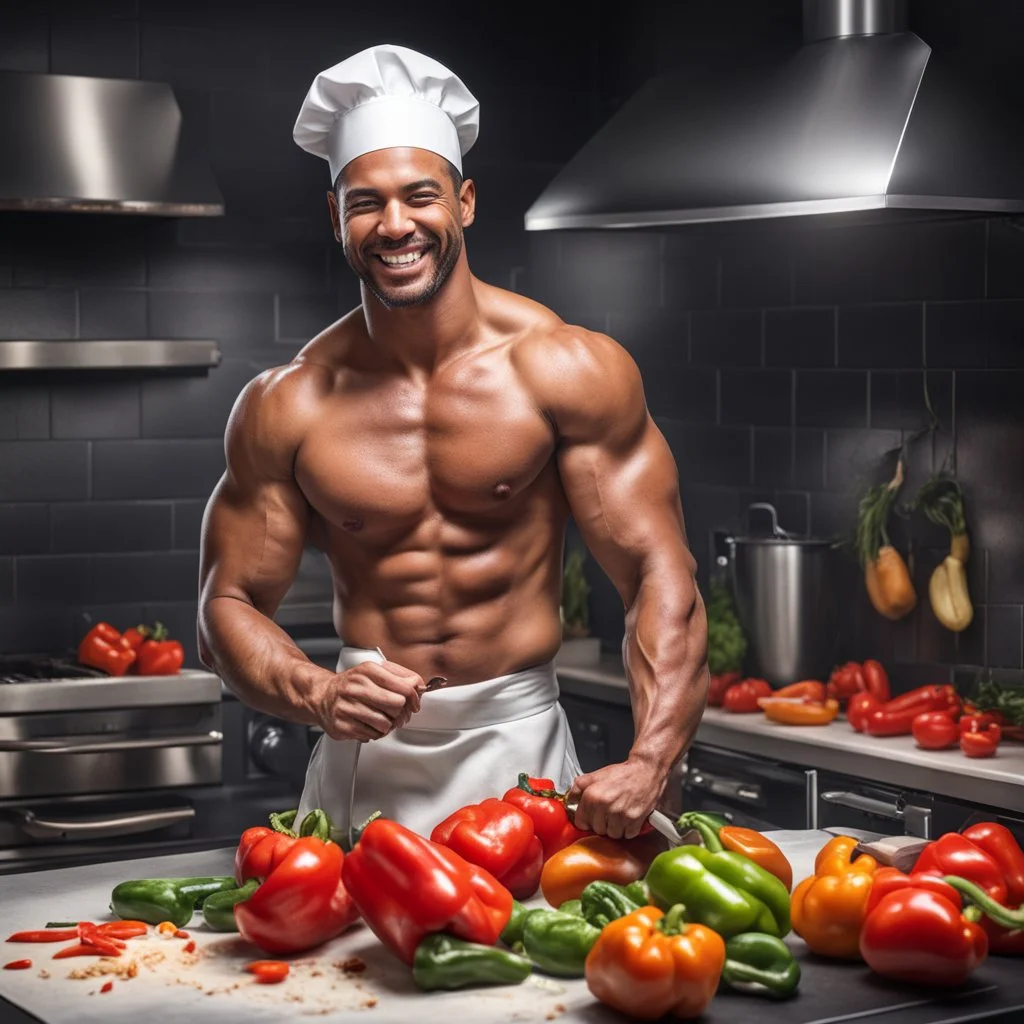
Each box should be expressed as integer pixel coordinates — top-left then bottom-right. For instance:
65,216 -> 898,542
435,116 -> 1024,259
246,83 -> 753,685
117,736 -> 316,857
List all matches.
684,743 -> 815,832
0,704 -> 222,799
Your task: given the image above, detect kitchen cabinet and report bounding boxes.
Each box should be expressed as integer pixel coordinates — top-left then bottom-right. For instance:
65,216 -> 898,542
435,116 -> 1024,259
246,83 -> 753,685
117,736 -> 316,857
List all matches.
558,692 -> 634,773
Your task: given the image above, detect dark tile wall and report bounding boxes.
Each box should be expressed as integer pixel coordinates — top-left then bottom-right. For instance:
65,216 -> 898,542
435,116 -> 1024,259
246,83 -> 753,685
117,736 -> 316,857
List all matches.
0,1 -> 604,663
529,216 -> 1024,684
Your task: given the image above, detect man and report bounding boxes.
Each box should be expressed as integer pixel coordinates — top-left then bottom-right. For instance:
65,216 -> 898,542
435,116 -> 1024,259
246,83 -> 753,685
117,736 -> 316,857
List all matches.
198,44 -> 708,842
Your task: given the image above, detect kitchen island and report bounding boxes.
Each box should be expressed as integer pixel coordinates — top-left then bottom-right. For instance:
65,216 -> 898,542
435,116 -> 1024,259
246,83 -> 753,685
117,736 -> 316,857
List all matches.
2,837 -> 1024,1023
556,655 -> 1024,814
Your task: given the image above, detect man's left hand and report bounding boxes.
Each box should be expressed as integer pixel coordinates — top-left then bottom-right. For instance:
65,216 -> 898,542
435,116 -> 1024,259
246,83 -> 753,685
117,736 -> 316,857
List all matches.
566,758 -> 665,840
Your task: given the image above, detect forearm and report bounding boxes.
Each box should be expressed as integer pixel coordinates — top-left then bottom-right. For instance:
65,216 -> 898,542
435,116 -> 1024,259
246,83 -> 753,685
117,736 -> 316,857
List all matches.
622,564 -> 709,775
198,594 -> 333,726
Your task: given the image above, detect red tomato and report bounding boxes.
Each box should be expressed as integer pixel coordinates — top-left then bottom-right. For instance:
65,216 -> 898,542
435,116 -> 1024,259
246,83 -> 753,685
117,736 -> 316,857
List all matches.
911,711 -> 958,750
847,692 -> 881,732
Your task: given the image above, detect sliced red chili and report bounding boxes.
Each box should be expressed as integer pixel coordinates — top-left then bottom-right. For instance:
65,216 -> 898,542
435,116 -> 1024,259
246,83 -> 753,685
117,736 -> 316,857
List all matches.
100,981 -> 113,994
96,922 -> 147,940
246,960 -> 289,984
183,940 -> 196,954
7,929 -> 78,943
53,944 -> 110,959
174,929 -> 190,939
4,960 -> 32,970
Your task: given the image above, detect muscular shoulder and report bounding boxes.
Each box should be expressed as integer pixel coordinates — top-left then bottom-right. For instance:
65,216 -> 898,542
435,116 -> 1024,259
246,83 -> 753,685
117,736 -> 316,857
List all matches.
226,359 -> 334,481
513,322 -> 647,447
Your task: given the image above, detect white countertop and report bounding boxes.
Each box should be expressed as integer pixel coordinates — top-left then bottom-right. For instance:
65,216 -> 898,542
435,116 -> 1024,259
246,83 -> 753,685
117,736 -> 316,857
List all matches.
556,655 -> 1024,813
4,835 -> 1022,1024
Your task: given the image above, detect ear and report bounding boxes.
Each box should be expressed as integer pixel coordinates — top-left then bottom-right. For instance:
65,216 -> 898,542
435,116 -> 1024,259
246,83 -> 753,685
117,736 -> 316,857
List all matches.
326,190 -> 343,243
459,178 -> 476,229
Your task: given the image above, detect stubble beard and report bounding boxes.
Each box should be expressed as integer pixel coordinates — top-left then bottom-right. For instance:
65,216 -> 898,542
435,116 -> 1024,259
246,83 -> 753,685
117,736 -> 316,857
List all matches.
348,228 -> 463,310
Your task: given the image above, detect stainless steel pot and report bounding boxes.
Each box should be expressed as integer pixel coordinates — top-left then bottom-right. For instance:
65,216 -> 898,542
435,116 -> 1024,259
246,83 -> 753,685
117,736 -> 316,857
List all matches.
722,504 -> 840,686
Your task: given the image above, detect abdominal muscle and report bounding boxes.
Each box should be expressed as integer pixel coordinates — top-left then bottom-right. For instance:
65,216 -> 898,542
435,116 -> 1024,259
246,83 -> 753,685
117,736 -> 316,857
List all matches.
321,490 -> 570,687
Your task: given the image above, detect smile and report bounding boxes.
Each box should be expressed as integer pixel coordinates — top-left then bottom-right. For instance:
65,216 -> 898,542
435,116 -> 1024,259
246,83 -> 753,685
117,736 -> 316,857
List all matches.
376,250 -> 427,267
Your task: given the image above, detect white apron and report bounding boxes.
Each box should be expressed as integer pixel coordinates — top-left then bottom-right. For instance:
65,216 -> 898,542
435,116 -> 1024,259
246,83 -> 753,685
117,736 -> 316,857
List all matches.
296,646 -> 583,839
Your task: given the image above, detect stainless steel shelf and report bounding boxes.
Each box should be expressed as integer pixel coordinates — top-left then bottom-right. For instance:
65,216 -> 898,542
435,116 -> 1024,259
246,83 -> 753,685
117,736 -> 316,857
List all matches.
0,339 -> 221,370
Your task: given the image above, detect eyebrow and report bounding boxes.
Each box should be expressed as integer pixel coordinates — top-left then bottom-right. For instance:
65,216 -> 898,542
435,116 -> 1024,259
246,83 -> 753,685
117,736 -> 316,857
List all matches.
343,178 -> 445,203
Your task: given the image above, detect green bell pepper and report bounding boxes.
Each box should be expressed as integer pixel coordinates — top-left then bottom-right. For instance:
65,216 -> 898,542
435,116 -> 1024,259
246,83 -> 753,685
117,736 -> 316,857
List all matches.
201,878 -> 260,932
623,878 -> 651,905
413,933 -> 533,991
110,876 -> 237,928
557,898 -> 583,916
500,900 -> 534,947
522,909 -> 600,978
646,846 -> 790,938
721,933 -> 800,998
580,880 -> 642,928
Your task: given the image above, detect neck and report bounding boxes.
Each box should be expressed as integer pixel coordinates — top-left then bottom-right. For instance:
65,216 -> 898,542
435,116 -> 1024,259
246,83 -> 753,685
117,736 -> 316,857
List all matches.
361,251 -> 481,377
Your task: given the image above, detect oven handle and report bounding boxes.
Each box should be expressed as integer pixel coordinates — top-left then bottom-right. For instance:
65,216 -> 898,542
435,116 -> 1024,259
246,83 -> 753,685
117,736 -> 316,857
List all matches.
820,790 -> 933,837
7,806 -> 195,840
0,731 -> 223,754
687,769 -> 762,805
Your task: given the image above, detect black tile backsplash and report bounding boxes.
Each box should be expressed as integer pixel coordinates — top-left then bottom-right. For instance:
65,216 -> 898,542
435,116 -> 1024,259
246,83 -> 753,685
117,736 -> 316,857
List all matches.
529,211 -> 1024,675
0,3 -> 605,665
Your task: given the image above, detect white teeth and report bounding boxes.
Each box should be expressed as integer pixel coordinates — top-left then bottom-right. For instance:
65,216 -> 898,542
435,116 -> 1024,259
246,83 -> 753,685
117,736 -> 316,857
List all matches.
379,251 -> 424,266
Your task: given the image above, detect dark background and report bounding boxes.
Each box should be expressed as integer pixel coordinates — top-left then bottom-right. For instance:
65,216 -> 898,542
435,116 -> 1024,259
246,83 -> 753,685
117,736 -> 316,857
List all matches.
1,1 -> 1023,686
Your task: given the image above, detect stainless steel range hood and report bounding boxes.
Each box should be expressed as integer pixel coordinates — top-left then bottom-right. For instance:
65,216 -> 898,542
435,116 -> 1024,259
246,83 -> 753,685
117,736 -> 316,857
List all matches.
0,70 -> 223,216
525,0 -> 1024,230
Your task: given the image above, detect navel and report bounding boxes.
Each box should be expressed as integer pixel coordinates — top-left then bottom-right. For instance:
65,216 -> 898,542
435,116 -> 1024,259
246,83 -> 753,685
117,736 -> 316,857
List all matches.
493,482 -> 512,501
342,517 -> 364,532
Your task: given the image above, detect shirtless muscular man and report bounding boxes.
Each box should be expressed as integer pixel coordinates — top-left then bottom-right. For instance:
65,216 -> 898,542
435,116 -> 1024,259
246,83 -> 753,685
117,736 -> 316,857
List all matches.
197,45 -> 708,842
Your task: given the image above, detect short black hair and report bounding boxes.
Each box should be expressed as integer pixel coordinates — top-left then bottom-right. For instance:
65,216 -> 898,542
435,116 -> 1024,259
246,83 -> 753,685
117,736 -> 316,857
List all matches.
334,158 -> 464,202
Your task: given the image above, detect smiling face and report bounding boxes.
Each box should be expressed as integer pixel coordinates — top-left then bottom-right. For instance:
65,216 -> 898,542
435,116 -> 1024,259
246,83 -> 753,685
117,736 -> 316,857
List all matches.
330,148 -> 475,310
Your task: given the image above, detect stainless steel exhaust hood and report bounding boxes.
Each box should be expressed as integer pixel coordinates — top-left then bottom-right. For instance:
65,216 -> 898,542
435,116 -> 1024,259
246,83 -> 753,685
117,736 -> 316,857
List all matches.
0,70 -> 223,216
525,0 -> 1024,230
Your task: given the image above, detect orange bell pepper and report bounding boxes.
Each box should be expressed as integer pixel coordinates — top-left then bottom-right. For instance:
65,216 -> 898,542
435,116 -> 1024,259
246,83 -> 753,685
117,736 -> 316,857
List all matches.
585,905 -> 724,1020
790,835 -> 878,959
540,833 -> 663,908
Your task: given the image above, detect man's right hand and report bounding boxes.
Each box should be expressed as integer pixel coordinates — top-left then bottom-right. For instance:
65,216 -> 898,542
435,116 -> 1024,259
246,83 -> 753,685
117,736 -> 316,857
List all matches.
309,659 -> 427,741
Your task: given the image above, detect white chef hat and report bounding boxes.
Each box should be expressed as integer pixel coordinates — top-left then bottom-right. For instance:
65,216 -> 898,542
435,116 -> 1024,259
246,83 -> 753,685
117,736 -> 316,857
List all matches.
293,44 -> 480,185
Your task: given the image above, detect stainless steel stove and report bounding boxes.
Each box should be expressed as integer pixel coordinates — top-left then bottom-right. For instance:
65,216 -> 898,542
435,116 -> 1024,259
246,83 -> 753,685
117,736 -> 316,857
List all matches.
0,653 -> 309,874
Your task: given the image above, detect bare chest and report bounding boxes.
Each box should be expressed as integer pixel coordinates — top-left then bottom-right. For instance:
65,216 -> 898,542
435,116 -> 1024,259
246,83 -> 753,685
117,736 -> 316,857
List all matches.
295,360 -> 556,539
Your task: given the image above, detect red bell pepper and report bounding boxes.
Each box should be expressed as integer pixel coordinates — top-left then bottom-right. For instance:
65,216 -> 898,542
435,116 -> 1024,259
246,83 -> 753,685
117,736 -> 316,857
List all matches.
723,678 -> 772,713
235,828 -> 301,885
341,818 -> 513,965
912,710 -> 959,750
707,671 -> 743,707
864,685 -> 961,737
954,822 -> 1024,954
78,622 -> 137,676
847,692 -> 880,732
914,832 -> 1008,903
502,776 -> 589,861
861,660 -> 891,703
234,835 -> 358,954
132,622 -> 185,676
860,871 -> 988,986
430,798 -> 544,900
960,716 -> 1002,758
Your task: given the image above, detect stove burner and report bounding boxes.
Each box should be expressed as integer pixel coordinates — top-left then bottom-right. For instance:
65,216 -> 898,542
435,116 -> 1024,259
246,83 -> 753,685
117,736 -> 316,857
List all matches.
0,655 -> 106,684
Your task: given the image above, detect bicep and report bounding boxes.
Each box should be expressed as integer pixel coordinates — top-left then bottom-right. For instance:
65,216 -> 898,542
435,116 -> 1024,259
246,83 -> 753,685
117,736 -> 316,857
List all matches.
554,352 -> 693,605
199,380 -> 310,619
